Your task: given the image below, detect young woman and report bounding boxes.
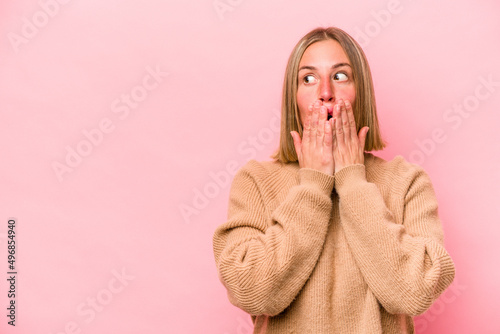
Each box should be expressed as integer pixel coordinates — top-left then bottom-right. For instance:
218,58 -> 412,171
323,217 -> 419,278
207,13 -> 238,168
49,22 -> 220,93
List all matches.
213,27 -> 455,333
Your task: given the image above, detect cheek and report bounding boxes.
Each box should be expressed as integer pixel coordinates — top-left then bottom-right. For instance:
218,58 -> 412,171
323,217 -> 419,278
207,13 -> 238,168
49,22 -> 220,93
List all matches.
296,89 -> 310,122
347,93 -> 356,106
349,89 -> 356,104
334,89 -> 356,115
296,89 -> 308,106
337,86 -> 356,104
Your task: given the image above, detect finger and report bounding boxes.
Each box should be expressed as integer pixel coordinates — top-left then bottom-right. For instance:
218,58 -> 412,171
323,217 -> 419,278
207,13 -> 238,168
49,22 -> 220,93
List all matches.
332,117 -> 339,152
320,104 -> 328,122
310,100 -> 322,148
302,104 -> 312,146
345,100 -> 357,141
334,104 -> 344,145
317,105 -> 327,145
312,100 -> 321,130
323,117 -> 332,149
330,117 -> 335,141
290,131 -> 302,159
339,100 -> 351,140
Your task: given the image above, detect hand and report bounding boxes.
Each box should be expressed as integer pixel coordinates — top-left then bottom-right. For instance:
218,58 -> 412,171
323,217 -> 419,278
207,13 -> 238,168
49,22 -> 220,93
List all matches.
332,99 -> 369,174
291,100 -> 335,176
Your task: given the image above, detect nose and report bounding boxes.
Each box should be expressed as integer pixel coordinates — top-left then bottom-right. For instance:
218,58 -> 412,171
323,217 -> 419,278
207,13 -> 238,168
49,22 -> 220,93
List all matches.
318,78 -> 334,103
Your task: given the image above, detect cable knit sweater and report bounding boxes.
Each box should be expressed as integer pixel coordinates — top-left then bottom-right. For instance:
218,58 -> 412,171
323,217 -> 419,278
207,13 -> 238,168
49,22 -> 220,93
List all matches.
213,152 -> 455,333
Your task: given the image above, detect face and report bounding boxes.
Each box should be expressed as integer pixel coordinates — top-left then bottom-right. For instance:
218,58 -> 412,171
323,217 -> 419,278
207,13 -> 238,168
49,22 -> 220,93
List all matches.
296,39 -> 356,123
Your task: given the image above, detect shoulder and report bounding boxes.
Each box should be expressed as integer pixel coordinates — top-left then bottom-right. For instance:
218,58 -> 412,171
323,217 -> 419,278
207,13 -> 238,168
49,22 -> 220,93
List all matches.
235,159 -> 299,184
365,153 -> 434,193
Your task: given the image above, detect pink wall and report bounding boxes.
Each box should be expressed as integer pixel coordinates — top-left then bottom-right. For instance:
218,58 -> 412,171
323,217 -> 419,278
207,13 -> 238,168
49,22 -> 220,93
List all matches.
1,0 -> 499,333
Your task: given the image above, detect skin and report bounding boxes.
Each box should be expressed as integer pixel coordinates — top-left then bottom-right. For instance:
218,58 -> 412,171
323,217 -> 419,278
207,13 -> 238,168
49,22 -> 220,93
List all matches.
290,40 -> 370,176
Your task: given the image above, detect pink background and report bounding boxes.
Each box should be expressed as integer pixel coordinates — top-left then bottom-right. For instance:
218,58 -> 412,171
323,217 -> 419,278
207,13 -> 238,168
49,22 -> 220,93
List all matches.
1,0 -> 499,333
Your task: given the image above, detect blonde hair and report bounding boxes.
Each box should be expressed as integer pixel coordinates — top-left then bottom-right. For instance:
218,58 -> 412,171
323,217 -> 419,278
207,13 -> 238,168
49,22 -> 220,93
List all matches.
271,27 -> 387,163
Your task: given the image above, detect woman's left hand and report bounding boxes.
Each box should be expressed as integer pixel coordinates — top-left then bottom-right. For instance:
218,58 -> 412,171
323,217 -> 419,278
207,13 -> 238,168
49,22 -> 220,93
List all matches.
332,99 -> 370,174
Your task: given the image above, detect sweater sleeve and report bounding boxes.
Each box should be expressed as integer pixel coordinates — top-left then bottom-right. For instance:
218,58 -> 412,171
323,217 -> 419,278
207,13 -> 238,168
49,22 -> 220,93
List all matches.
213,161 -> 334,316
334,162 -> 455,316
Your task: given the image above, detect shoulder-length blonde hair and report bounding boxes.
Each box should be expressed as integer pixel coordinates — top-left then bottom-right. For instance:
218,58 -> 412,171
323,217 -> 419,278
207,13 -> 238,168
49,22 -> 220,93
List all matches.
271,27 -> 386,163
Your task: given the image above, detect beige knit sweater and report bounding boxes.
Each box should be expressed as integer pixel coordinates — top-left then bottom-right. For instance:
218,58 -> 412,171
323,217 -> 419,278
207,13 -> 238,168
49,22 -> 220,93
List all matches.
213,152 -> 455,333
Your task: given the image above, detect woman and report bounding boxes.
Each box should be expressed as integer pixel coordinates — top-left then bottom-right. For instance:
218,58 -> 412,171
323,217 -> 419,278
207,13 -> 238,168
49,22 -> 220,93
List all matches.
213,27 -> 455,333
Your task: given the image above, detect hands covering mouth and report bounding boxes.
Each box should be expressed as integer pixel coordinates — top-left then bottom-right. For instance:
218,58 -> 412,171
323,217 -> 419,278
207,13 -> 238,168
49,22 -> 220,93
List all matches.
290,98 -> 369,175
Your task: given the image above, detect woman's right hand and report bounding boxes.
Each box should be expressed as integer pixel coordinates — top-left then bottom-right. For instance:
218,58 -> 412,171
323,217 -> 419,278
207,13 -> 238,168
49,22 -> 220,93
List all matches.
291,100 -> 335,176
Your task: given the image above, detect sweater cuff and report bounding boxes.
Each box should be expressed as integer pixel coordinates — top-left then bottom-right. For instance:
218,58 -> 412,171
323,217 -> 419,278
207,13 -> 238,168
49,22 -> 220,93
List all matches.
298,168 -> 335,196
334,164 -> 367,195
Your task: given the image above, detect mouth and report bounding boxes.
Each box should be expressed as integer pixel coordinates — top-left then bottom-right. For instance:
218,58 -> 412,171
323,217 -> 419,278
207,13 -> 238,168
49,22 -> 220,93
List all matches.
325,105 -> 333,120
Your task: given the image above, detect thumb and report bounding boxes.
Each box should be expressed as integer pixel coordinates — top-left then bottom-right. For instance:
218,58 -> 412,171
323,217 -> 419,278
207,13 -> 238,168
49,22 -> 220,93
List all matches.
290,131 -> 302,154
359,127 -> 369,149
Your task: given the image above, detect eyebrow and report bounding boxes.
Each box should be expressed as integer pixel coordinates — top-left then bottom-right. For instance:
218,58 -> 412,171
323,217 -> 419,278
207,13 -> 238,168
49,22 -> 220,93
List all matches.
298,63 -> 351,72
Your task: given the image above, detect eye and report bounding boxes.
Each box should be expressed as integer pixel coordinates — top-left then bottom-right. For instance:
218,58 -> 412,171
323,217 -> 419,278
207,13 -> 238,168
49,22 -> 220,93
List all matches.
303,75 -> 318,84
333,72 -> 348,82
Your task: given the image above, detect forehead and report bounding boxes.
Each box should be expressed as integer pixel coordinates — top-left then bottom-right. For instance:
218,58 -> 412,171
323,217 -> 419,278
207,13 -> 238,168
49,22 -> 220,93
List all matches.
299,39 -> 350,67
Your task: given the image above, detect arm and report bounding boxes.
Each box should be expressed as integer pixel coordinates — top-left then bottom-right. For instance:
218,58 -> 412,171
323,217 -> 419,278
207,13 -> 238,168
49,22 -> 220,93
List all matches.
213,161 -> 334,316
334,162 -> 455,316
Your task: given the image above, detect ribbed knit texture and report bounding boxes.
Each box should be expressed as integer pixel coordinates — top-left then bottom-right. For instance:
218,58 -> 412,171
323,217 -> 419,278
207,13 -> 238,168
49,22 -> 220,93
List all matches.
213,152 -> 455,334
